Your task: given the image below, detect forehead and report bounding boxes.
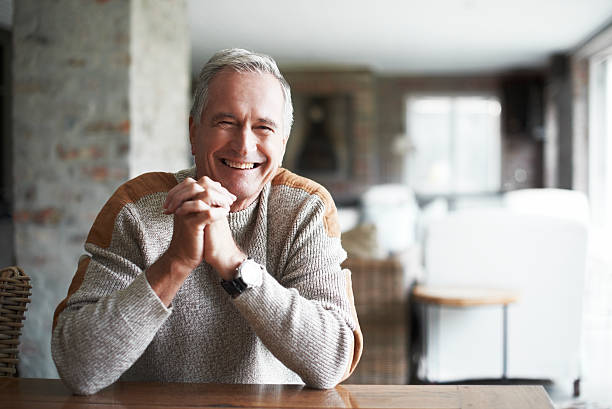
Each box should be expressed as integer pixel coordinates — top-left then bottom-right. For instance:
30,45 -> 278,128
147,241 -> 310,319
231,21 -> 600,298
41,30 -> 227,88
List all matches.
205,69 -> 284,117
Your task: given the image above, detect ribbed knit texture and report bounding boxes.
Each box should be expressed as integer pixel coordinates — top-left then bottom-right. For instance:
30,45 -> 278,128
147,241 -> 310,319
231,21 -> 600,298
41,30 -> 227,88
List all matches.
51,167 -> 361,395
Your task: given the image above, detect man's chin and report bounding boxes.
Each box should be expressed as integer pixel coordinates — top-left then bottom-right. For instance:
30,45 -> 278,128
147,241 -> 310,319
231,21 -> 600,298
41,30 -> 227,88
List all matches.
213,165 -> 278,208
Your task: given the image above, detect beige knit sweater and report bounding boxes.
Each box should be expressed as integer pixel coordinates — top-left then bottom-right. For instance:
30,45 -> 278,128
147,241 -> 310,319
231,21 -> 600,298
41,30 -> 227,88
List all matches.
51,167 -> 362,395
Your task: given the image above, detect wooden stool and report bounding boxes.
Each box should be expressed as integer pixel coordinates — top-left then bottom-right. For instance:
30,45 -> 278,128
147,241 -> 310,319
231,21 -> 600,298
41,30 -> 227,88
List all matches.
412,285 -> 519,380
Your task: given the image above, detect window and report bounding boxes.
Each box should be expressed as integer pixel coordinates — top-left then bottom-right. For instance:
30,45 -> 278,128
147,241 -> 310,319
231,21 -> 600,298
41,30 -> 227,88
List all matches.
405,95 -> 501,195
589,54 -> 612,230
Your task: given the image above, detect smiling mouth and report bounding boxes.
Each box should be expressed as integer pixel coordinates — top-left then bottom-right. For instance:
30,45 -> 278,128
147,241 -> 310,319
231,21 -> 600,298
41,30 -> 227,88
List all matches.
222,159 -> 259,170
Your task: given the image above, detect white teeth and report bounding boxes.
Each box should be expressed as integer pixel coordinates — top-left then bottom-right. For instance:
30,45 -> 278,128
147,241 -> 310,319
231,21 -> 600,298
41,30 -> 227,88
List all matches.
224,159 -> 255,169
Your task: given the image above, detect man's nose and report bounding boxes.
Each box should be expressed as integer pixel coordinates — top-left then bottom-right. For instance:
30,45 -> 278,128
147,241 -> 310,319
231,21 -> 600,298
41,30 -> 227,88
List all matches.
234,126 -> 257,155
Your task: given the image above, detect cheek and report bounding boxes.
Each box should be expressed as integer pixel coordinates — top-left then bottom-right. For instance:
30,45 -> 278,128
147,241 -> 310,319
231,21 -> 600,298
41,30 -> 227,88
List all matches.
264,139 -> 286,160
198,136 -> 223,155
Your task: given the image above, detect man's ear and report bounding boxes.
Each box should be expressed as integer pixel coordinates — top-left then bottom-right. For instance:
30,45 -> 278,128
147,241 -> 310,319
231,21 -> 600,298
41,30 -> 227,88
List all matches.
188,116 -> 196,156
279,134 -> 288,165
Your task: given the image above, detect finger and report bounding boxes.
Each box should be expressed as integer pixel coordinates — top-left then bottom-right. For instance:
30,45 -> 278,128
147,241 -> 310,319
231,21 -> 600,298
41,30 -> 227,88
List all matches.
164,177 -> 195,209
204,205 -> 231,222
174,199 -> 210,216
165,184 -> 235,215
164,179 -> 206,214
174,200 -> 229,222
193,188 -> 235,210
164,178 -> 197,210
200,176 -> 237,201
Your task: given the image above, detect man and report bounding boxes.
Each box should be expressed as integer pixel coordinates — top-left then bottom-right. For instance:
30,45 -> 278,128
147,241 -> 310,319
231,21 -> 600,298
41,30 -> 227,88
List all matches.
52,48 -> 362,395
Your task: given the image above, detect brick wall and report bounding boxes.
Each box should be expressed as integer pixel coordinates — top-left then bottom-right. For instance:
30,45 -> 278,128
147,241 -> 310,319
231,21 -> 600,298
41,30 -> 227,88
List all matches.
284,70 -> 377,204
13,0 -> 189,378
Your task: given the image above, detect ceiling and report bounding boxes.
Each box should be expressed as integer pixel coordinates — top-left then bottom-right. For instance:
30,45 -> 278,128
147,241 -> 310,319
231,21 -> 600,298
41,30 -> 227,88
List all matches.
188,0 -> 612,75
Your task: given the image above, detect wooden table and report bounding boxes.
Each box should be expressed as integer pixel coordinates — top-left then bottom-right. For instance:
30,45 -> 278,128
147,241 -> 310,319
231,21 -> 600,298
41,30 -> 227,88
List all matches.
412,286 -> 519,307
0,378 -> 554,408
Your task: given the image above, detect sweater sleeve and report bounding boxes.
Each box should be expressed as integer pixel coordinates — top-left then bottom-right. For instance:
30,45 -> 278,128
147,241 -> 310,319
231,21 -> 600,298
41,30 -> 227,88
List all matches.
51,200 -> 172,395
231,193 -> 362,389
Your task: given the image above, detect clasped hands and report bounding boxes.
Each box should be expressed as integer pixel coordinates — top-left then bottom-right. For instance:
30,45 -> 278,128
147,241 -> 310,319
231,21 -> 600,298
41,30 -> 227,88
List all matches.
162,176 -> 246,281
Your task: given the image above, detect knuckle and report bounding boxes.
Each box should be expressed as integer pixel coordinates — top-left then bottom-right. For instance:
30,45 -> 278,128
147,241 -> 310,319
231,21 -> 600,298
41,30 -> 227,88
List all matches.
191,184 -> 203,195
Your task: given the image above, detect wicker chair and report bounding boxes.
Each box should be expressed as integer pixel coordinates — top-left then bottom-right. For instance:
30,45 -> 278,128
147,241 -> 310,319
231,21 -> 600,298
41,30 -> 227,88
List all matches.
342,256 -> 410,384
0,266 -> 32,377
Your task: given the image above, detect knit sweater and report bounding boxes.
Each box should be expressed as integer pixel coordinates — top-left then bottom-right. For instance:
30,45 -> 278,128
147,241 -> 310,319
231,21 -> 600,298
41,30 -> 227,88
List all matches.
51,167 -> 362,395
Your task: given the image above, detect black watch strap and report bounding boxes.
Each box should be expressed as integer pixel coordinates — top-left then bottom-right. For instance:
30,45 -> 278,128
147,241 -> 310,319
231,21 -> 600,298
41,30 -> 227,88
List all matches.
221,277 -> 247,298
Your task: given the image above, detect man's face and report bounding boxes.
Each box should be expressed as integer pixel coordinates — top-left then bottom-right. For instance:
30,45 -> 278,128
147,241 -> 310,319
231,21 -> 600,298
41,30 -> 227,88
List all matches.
189,69 -> 287,212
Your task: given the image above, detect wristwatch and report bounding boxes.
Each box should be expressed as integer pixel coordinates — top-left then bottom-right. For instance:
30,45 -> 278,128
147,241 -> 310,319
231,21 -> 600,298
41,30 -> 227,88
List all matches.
220,257 -> 264,298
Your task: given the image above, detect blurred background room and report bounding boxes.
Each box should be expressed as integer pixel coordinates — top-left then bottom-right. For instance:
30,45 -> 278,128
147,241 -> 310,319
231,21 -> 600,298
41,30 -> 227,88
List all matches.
1,1 -> 612,408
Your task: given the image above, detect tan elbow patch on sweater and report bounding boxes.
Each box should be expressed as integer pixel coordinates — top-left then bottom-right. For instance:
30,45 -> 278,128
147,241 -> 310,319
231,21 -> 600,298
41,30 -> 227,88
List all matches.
87,172 -> 177,249
341,269 -> 363,382
52,255 -> 91,332
55,172 -> 177,331
272,168 -> 340,238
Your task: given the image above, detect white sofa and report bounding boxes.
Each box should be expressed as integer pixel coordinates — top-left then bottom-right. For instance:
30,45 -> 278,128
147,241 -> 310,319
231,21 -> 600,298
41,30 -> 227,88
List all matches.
420,206 -> 589,389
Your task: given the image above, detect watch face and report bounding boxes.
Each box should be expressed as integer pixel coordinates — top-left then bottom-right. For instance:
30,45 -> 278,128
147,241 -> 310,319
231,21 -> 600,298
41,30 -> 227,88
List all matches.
239,259 -> 263,287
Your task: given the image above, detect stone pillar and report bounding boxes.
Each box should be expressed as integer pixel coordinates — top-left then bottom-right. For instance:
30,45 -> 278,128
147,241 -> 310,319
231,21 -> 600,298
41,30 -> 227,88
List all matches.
130,0 -> 190,178
549,54 -> 573,189
13,0 -> 189,377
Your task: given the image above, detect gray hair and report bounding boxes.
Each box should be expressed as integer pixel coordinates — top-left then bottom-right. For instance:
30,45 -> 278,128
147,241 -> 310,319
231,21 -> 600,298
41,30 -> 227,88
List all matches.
190,48 -> 294,137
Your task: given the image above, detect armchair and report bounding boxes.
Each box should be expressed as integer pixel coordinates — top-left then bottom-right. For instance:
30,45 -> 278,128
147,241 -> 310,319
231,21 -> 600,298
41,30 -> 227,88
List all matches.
418,208 -> 588,389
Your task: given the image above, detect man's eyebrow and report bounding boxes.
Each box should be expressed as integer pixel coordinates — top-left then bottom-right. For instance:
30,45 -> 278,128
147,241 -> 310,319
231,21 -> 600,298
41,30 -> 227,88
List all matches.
209,113 -> 277,129
210,112 -> 236,123
258,118 -> 279,129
